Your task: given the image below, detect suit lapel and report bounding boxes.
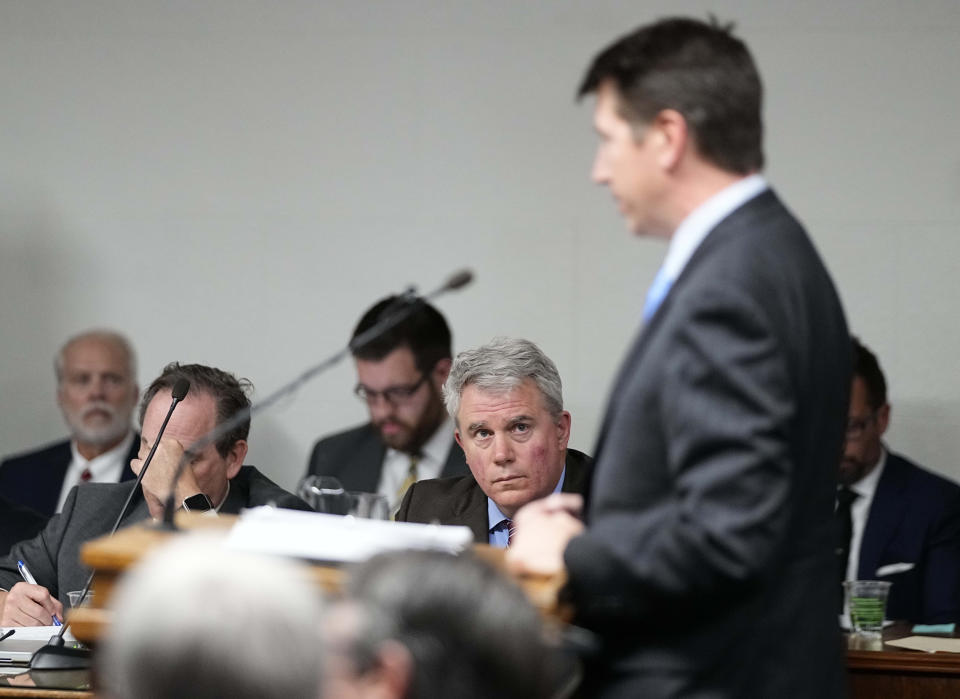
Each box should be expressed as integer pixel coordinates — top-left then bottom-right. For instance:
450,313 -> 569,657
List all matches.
41,447 -> 72,516
859,454 -> 909,579
355,428 -> 387,493
457,481 -> 491,543
592,190 -> 780,466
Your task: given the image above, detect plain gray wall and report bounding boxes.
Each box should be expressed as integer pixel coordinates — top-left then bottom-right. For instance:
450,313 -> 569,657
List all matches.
2,1 -> 958,492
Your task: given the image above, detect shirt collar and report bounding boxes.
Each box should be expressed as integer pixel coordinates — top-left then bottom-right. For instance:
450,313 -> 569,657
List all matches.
486,465 -> 567,532
69,429 -> 135,471
849,447 -> 887,499
661,173 -> 769,283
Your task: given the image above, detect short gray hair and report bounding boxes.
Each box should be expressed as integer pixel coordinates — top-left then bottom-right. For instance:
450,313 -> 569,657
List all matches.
443,337 -> 563,423
54,329 -> 137,383
338,550 -> 557,699
99,536 -> 324,699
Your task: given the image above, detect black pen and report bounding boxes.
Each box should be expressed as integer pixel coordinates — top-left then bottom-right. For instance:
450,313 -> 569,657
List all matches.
0,629 -> 14,642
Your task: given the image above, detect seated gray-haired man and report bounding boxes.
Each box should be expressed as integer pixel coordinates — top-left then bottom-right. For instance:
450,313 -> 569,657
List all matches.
396,337 -> 591,545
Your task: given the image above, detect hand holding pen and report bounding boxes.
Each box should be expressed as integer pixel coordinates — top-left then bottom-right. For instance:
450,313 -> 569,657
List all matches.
3,561 -> 62,626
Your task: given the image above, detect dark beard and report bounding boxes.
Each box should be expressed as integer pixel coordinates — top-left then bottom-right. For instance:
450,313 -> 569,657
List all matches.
396,384 -> 447,455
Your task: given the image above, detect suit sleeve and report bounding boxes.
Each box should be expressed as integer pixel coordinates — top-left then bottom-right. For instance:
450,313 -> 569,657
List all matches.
923,488 -> 960,623
565,285 -> 796,619
0,486 -> 81,598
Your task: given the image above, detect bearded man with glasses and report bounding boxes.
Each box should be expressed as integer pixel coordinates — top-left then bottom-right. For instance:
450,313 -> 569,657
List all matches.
305,296 -> 470,512
836,336 -> 960,624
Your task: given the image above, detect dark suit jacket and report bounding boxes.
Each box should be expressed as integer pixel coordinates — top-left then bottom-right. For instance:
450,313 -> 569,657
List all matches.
0,466 -> 311,606
306,422 -> 470,492
396,449 -> 593,542
858,451 -> 960,623
0,434 -> 139,517
0,495 -> 47,558
564,190 -> 850,697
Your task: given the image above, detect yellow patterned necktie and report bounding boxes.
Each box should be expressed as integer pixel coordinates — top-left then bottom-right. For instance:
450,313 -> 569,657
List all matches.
395,454 -> 419,507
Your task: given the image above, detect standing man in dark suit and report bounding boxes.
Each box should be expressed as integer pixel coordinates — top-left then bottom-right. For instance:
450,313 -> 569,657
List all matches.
306,297 -> 469,513
509,17 -> 850,697
0,329 -> 140,517
0,362 -> 311,626
838,337 -> 960,623
397,337 -> 592,544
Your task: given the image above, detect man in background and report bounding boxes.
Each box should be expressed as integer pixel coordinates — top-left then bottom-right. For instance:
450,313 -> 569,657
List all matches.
397,337 -> 591,545
306,296 -> 469,512
837,337 -> 960,623
0,329 -> 140,516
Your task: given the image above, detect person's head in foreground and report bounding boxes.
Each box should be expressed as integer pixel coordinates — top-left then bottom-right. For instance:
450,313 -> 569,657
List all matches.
98,535 -> 325,699
323,550 -> 559,699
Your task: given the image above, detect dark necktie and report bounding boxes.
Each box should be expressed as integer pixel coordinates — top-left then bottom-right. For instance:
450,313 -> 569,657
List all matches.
835,486 -> 860,611
505,519 -> 515,548
79,467 -> 93,483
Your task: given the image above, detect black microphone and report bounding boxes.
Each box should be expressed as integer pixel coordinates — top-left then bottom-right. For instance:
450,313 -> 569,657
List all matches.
443,268 -> 473,291
160,268 -> 475,529
29,379 -> 190,671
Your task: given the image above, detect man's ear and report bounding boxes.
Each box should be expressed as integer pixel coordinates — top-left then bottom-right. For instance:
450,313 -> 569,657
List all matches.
433,357 -> 452,385
225,439 -> 247,479
454,429 -> 464,450
876,403 -> 891,436
556,411 -> 572,449
652,108 -> 689,171
369,640 -> 413,699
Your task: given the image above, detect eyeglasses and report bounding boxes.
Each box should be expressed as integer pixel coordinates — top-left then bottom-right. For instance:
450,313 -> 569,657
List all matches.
845,413 -> 877,441
354,373 -> 428,406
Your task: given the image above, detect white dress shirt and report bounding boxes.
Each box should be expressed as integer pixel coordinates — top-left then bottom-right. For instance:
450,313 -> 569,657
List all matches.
845,448 -> 887,582
660,173 -> 769,284
56,430 -> 136,513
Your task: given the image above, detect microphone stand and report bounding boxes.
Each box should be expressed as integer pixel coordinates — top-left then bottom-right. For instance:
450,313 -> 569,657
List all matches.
159,269 -> 473,529
29,380 -> 190,671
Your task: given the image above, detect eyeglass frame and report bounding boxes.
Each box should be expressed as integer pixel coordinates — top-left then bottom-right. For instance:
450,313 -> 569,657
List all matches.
354,371 -> 430,406
845,411 -> 878,441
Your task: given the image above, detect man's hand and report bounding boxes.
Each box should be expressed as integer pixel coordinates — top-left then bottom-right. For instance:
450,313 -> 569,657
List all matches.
0,583 -> 64,627
507,493 -> 585,576
131,436 -> 203,519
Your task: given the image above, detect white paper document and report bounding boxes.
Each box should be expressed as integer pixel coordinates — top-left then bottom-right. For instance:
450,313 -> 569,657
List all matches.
0,626 -> 76,642
224,506 -> 474,563
886,636 -> 960,653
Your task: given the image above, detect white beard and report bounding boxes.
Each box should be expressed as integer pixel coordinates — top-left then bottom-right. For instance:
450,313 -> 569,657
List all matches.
62,401 -> 132,447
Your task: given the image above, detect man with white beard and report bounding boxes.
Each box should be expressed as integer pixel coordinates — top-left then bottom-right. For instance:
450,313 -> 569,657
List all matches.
0,330 -> 140,517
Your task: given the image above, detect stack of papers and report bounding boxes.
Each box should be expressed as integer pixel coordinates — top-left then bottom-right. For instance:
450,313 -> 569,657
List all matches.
224,506 -> 474,563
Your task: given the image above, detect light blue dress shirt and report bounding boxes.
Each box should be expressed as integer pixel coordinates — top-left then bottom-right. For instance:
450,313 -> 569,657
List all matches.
487,466 -> 566,548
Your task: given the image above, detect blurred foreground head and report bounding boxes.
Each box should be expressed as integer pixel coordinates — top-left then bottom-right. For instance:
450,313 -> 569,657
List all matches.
324,550 -> 558,699
99,535 -> 324,699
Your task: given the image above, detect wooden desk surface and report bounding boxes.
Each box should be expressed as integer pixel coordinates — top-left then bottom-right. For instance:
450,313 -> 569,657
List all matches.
846,623 -> 960,699
69,512 -> 570,645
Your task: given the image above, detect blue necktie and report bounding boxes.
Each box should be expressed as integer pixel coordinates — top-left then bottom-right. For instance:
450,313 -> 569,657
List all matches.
642,267 -> 673,321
